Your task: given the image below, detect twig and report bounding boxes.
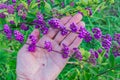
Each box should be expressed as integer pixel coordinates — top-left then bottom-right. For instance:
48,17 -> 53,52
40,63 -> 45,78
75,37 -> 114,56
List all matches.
25,42 -> 72,57
96,64 -> 120,77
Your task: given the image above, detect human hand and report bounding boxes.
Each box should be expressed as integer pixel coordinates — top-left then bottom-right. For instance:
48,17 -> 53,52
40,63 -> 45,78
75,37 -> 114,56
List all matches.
16,13 -> 85,80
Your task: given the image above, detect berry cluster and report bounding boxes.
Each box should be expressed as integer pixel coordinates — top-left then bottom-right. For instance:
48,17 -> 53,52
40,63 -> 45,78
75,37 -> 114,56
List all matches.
3,24 -> 12,39
1,1 -> 120,64
28,35 -> 37,52
14,30 -> 24,43
114,33 -> 120,45
92,28 -> 102,39
73,48 -> 83,61
44,41 -> 52,52
62,44 -> 70,58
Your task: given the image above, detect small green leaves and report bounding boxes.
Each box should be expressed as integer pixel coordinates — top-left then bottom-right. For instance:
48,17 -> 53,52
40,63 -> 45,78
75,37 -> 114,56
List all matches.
20,0 -> 28,9
80,48 -> 90,60
44,2 -> 52,14
115,56 -> 120,64
14,13 -> 20,26
109,54 -> 115,67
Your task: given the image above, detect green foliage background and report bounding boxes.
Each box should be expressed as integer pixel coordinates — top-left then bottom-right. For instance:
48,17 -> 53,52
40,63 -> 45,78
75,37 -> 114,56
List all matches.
0,0 -> 120,80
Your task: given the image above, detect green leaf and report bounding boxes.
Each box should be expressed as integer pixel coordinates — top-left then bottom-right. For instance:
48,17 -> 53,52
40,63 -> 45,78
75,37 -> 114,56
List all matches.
31,3 -> 39,9
115,56 -> 120,64
109,54 -> 115,67
109,0 -> 114,4
80,48 -> 90,60
64,0 -> 73,6
26,12 -> 36,22
0,9 -> 7,13
14,13 -> 20,26
44,2 -> 52,14
29,0 -> 38,9
0,50 -> 10,64
0,0 -> 7,3
65,68 -> 78,80
98,50 -> 106,64
20,0 -> 28,9
0,24 -> 3,30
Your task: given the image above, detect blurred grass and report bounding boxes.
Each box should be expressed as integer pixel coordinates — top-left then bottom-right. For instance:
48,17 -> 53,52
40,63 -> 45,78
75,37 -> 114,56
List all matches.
0,0 -> 120,80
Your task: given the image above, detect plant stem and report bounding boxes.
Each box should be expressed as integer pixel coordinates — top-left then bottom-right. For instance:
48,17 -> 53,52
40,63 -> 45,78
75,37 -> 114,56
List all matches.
25,43 -> 72,57
96,64 -> 120,77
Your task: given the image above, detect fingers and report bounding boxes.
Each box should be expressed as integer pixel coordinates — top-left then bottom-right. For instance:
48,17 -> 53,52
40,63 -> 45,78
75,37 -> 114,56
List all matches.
45,28 -> 58,39
46,16 -> 72,39
54,13 -> 82,44
60,16 -> 72,25
69,21 -> 85,49
64,13 -> 82,30
60,21 -> 84,47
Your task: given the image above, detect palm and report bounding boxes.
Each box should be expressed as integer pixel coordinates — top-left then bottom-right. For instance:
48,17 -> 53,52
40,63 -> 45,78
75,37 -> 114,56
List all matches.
17,13 -> 84,80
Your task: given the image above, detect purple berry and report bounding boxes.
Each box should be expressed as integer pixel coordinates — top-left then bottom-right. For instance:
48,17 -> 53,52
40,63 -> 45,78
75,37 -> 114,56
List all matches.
0,3 -> 7,9
73,48 -> 82,61
12,0 -> 16,3
89,49 -> 98,59
28,44 -> 36,52
102,34 -> 112,41
104,53 -> 109,58
33,19 -> 45,25
3,24 -> 12,39
114,33 -> 120,45
17,4 -> 23,11
89,50 -> 96,65
40,26 -> 48,34
112,45 -> 120,57
20,23 -> 29,31
70,2 -> 74,6
78,11 -> 84,16
94,51 -> 98,58
86,7 -> 92,16
7,5 -> 14,14
92,28 -> 102,39
14,30 -> 24,43
70,23 -> 78,32
78,26 -> 87,39
29,35 -> 37,44
62,44 -> 70,58
44,41 -> 52,52
84,32 -> 92,42
28,35 -> 37,52
10,20 -> 15,24
48,18 -> 60,29
35,25 -> 40,29
60,26 -> 68,36
97,49 -> 102,54
0,13 -> 6,18
101,39 -> 111,51
36,12 -> 43,20
61,2 -> 65,8
27,0 -> 31,5
22,12 -> 27,20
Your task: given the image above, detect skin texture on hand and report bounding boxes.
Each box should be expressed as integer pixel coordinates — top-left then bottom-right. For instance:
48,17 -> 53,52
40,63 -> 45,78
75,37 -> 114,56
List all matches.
16,13 -> 85,80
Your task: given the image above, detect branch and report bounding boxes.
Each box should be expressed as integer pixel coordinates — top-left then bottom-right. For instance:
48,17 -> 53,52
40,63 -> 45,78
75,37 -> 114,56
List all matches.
96,64 -> 120,77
